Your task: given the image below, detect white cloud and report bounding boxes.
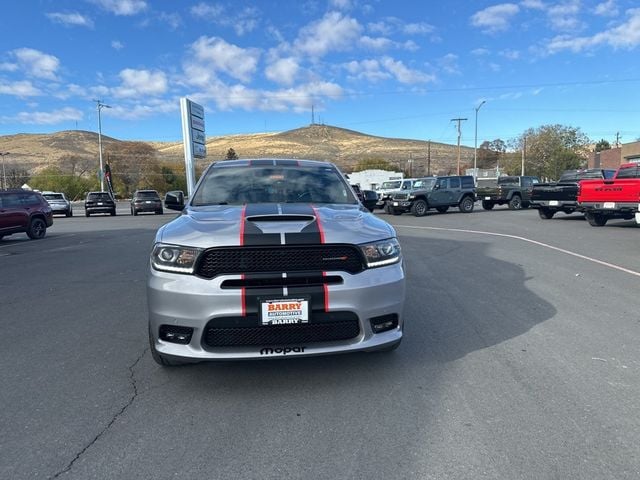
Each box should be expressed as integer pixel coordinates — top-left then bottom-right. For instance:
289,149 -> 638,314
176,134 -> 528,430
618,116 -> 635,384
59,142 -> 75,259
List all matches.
501,49 -> 521,59
90,0 -> 147,16
108,99 -> 178,120
380,57 -> 435,84
294,12 -> 362,58
594,0 -> 619,17
12,107 -> 83,125
344,59 -> 393,82
111,40 -> 124,50
547,0 -> 583,31
158,12 -> 182,30
46,12 -> 94,28
471,48 -> 491,56
265,58 -> 300,86
0,62 -> 18,72
114,69 -> 168,98
190,2 -> 224,19
470,4 -> 520,33
403,22 -> 435,35
359,36 -> 394,50
190,4 -> 260,36
329,0 -> 353,10
367,18 -> 435,37
438,53 -> 460,75
186,36 -> 260,84
11,48 -> 60,80
520,0 -> 545,9
547,7 -> 640,53
0,80 -> 41,97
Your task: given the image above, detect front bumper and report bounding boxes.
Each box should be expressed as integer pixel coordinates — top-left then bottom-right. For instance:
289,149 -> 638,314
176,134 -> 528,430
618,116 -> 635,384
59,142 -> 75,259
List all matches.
148,262 -> 406,361
133,202 -> 162,212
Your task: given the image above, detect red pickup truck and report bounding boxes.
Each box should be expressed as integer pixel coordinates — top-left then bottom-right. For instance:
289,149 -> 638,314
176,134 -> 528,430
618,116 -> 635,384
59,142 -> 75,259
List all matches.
577,163 -> 640,226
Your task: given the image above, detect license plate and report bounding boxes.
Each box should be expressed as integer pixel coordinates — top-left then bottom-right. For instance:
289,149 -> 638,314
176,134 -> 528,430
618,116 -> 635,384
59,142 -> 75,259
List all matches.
261,299 -> 309,325
97,202 -> 103,205
603,202 -> 616,209
484,196 -> 491,200
549,200 -> 559,206
393,202 -> 399,206
145,200 -> 152,203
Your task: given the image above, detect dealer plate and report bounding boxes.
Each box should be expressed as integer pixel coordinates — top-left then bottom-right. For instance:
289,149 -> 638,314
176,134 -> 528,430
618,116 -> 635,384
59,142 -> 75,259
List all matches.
603,202 -> 616,209
261,298 -> 309,326
393,202 -> 399,206
484,196 -> 491,200
549,200 -> 559,206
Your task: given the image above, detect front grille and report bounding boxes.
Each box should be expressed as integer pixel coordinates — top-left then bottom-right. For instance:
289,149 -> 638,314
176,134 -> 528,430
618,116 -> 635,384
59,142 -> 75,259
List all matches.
196,245 -> 364,279
204,318 -> 360,347
392,193 -> 409,200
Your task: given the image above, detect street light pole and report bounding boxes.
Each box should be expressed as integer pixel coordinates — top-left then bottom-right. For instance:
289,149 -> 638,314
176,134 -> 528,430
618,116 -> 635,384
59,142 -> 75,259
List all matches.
93,100 -> 111,192
473,100 -> 486,185
0,152 -> 9,190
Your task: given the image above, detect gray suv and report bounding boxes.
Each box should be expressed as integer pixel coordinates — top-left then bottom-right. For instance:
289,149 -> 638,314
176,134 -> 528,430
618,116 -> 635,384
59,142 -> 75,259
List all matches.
389,175 -> 476,216
147,159 -> 406,366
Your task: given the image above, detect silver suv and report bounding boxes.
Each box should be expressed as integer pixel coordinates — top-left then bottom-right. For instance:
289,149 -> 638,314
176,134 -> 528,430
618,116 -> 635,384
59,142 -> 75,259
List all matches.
42,191 -> 73,217
147,159 -> 406,366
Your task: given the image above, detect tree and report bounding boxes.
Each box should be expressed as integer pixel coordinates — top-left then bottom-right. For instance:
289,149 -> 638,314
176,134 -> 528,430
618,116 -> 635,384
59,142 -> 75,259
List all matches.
4,167 -> 30,189
594,139 -> 611,152
226,148 -> 238,160
29,166 -> 93,200
104,141 -> 162,197
516,124 -> 590,180
353,158 -> 396,172
477,139 -> 506,169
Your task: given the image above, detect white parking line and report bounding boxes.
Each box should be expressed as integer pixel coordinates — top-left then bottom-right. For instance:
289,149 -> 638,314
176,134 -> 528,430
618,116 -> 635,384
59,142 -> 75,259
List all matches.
395,224 -> 640,278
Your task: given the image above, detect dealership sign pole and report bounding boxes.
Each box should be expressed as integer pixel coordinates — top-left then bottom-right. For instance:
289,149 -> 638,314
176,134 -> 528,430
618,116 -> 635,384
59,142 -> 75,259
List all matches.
180,98 -> 207,197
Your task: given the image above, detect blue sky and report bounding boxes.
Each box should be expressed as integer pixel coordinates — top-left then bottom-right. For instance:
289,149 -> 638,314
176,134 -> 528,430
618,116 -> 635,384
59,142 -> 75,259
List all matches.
1,0 -> 639,148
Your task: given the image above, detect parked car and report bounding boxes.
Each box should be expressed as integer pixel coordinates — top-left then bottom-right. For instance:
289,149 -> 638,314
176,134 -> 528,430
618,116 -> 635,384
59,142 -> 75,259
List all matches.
350,184 -> 377,212
84,191 -> 116,217
530,168 -> 616,219
147,159 -> 405,366
477,175 -> 540,210
42,191 -> 73,217
388,175 -> 476,216
130,189 -> 163,215
0,189 -> 53,240
577,163 -> 640,226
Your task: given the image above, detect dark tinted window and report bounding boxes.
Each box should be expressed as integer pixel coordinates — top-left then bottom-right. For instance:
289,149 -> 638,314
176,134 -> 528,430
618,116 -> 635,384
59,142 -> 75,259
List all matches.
498,176 -> 520,185
43,193 -> 64,200
19,192 -> 41,206
449,177 -> 461,188
136,191 -> 160,198
603,170 -> 616,179
615,165 -> 640,179
192,165 -> 356,205
461,176 -> 474,188
0,193 -> 20,208
88,193 -> 113,201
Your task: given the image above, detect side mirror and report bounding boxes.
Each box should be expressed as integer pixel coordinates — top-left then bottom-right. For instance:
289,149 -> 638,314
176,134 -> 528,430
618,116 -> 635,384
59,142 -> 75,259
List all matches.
165,190 -> 185,211
362,190 -> 378,212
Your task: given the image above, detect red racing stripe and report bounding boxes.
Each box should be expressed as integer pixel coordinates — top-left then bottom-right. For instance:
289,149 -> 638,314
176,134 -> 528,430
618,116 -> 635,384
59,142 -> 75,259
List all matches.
312,206 -> 329,312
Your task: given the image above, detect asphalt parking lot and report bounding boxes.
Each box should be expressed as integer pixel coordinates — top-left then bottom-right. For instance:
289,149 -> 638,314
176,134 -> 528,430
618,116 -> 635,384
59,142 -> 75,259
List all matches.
1,204 -> 639,480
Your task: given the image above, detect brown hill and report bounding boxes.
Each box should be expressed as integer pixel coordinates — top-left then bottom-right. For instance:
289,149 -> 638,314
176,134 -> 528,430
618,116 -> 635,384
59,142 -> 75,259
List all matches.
0,124 -> 474,176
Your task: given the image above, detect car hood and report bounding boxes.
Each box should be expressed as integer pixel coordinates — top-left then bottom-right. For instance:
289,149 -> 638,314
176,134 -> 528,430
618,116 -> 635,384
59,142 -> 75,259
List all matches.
156,204 -> 396,248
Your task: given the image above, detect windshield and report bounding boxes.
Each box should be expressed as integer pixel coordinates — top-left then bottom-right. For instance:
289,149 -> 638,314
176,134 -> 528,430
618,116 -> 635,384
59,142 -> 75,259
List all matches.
380,181 -> 402,190
43,194 -> 64,200
136,191 -> 160,198
192,166 -> 357,206
88,193 -> 112,201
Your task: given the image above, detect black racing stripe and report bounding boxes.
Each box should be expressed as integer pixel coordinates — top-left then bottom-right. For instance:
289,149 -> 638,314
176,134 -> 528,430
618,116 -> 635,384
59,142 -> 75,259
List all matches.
243,204 -> 282,317
275,159 -> 299,166
249,159 -> 275,166
281,204 -> 322,245
286,273 -> 326,313
244,204 -> 280,246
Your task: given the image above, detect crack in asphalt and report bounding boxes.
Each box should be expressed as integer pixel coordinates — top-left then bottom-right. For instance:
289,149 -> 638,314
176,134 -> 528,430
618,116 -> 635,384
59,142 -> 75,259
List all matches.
49,347 -> 149,480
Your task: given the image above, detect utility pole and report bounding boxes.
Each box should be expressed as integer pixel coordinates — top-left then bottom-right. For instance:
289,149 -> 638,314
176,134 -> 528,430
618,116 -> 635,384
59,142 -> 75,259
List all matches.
93,99 -> 111,192
451,117 -> 467,175
0,152 -> 9,190
427,140 -> 431,176
474,101 -> 486,184
311,104 -> 315,125
615,132 -> 621,148
521,136 -> 526,175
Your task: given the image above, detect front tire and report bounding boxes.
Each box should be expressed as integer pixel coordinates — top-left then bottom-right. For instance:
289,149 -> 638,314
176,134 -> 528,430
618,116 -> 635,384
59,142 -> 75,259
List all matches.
538,208 -> 555,219
411,199 -> 428,217
585,212 -> 608,226
459,196 -> 475,213
481,200 -> 494,210
508,195 -> 522,210
27,218 -> 47,239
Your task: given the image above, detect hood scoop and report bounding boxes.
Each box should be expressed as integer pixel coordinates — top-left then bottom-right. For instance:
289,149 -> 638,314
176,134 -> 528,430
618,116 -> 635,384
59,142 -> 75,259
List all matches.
246,214 -> 316,234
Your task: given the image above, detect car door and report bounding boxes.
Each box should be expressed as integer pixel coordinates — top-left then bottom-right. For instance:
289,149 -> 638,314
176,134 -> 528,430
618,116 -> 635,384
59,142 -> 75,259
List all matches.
448,177 -> 461,204
429,178 -> 449,206
0,193 -> 28,232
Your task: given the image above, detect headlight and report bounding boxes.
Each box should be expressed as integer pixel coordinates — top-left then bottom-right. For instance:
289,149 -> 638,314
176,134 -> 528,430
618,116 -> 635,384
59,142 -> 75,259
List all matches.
359,238 -> 401,268
408,195 -> 415,199
151,243 -> 202,274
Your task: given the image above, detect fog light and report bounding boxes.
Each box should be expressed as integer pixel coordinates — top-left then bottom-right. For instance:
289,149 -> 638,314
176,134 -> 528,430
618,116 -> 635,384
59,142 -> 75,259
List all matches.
159,325 -> 194,344
370,314 -> 398,333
